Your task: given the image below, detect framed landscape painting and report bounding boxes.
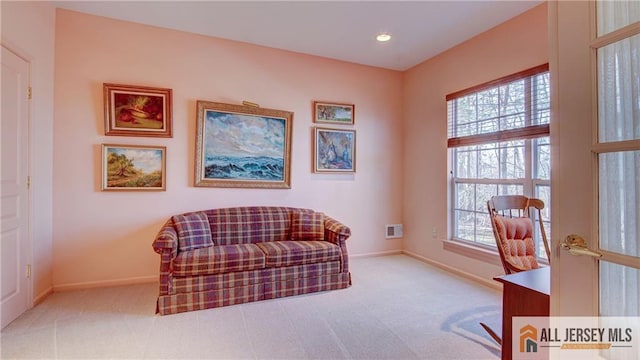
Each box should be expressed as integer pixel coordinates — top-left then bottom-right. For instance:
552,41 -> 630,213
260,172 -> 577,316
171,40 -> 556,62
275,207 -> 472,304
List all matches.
195,101 -> 293,188
313,101 -> 354,125
104,83 -> 172,137
101,144 -> 166,191
313,127 -> 356,173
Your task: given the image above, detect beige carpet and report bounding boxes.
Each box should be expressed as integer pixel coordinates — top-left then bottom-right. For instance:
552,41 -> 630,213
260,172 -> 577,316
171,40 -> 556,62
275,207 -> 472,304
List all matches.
1,254 -> 502,359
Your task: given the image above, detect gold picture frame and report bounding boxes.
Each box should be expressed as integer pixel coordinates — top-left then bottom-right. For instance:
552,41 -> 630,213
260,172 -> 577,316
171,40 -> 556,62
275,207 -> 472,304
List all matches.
104,83 -> 172,137
195,101 -> 293,188
313,101 -> 355,125
101,144 -> 166,191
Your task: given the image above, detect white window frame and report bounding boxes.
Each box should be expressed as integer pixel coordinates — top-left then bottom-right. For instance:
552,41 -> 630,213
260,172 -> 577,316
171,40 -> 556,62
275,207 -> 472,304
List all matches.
447,64 -> 551,261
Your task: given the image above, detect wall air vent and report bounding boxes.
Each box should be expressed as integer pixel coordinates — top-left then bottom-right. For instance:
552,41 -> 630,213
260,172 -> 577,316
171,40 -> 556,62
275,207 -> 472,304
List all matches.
385,224 -> 403,239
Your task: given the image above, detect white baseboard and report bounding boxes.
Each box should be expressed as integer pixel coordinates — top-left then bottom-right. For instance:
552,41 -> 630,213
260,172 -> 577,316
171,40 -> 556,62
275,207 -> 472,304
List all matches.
351,250 -> 403,258
33,286 -> 53,306
53,275 -> 158,292
402,250 -> 502,291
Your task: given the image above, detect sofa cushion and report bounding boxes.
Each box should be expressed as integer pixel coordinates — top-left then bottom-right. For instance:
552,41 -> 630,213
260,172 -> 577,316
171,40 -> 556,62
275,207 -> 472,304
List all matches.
291,211 -> 324,241
207,207 -> 292,245
256,241 -> 341,267
173,243 -> 266,276
173,212 -> 214,252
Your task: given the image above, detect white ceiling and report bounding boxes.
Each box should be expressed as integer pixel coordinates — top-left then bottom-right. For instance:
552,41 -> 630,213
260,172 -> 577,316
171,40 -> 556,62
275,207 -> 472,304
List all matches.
53,1 -> 543,71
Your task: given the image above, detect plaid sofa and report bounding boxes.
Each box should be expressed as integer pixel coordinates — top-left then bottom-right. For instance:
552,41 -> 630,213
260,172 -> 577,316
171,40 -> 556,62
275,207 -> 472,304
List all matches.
152,206 -> 352,315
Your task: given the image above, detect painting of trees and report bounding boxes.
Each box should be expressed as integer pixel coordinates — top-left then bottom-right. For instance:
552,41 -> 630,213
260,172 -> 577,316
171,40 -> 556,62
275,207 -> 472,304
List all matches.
102,145 -> 165,191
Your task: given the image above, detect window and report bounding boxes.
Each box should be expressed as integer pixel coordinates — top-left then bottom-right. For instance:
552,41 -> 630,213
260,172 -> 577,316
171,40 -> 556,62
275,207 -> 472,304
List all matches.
447,64 -> 551,258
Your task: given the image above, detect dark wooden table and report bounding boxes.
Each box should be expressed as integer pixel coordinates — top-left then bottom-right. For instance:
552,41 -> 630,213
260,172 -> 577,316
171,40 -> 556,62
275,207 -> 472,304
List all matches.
495,266 -> 550,360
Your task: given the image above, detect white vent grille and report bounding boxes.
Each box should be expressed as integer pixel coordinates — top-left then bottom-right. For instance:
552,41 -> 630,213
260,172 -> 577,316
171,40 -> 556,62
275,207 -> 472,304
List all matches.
385,224 -> 403,239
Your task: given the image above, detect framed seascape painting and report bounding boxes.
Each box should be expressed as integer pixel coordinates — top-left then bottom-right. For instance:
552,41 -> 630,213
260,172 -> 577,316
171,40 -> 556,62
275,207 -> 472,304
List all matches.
313,101 -> 355,125
313,127 -> 356,173
104,83 -> 173,137
101,144 -> 166,191
195,101 -> 293,188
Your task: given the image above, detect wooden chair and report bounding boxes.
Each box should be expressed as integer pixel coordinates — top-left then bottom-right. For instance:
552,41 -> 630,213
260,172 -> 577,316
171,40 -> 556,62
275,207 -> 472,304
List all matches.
481,195 -> 551,346
487,195 -> 551,274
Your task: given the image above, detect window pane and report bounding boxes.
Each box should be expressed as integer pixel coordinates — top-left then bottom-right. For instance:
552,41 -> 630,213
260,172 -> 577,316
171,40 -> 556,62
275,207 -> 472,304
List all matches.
477,143 -> 499,179
535,185 -> 551,260
502,141 -> 525,179
597,34 -> 640,143
597,0 -> 640,36
449,95 -> 479,138
533,73 -> 550,125
499,81 -> 525,130
534,137 -> 550,180
476,184 -> 498,212
455,183 -> 475,211
455,210 -> 475,241
478,88 -> 500,123
457,95 -> 477,127
600,261 -> 639,316
535,185 -> 551,223
599,151 -> 640,257
476,141 -> 525,179
476,213 -> 494,246
498,184 -> 523,196
455,147 -> 477,178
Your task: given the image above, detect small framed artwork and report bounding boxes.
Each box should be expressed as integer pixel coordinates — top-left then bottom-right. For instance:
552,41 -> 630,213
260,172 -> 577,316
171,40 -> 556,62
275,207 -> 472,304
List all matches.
195,101 -> 293,188
104,83 -> 172,137
101,144 -> 166,191
313,101 -> 355,125
313,127 -> 356,173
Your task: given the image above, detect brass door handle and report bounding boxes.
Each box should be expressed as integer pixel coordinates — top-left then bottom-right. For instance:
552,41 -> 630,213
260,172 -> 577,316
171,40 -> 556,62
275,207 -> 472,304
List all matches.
561,234 -> 602,258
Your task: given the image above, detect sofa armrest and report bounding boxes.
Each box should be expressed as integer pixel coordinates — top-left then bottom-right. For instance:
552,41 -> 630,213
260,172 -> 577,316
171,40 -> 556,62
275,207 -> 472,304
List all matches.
152,220 -> 178,298
324,215 -> 351,276
152,220 -> 178,258
324,215 -> 351,244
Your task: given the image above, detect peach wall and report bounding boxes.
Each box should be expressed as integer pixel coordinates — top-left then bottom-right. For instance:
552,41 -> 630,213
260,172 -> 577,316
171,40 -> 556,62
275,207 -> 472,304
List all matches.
402,4 -> 548,283
1,1 -> 56,302
53,10 -> 404,288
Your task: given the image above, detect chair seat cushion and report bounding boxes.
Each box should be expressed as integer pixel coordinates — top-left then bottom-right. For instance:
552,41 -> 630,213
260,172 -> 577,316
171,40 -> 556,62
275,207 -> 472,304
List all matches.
256,241 -> 341,267
493,215 -> 539,270
173,244 -> 266,276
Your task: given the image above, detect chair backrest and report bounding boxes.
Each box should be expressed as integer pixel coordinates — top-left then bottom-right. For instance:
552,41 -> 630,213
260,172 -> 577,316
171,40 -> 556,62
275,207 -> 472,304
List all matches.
487,195 -> 550,274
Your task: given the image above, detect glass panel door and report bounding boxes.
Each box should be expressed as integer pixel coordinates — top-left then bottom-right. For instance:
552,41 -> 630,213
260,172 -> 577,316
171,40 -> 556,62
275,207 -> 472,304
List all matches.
595,0 -> 640,319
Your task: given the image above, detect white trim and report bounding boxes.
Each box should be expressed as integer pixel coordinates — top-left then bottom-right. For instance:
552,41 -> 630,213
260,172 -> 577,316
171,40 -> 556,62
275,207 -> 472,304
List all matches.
33,287 -> 53,306
53,276 -> 157,292
351,250 -> 402,258
402,250 -> 502,291
442,239 -> 502,265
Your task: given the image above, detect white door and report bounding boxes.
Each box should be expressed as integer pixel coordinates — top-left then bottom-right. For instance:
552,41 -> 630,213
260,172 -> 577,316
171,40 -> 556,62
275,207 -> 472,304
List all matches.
550,0 -> 639,334
1,45 -> 31,329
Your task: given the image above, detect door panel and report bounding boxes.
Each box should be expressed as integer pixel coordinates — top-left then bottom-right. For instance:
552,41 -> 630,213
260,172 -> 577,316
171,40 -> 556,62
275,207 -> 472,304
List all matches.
1,45 -> 30,329
551,0 -> 640,322
550,0 -> 599,316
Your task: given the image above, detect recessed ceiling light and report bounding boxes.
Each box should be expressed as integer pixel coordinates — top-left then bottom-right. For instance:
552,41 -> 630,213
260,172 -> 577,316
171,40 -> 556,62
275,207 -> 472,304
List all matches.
376,33 -> 391,42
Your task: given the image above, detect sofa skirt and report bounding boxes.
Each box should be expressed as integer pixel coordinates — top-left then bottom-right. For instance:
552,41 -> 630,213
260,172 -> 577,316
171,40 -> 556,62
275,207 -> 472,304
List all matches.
157,284 -> 264,315
264,272 -> 351,299
157,261 -> 350,315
